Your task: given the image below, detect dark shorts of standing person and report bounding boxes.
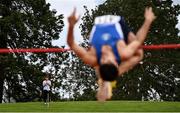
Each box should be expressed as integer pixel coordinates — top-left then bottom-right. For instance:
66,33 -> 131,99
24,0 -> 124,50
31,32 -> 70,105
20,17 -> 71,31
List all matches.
43,90 -> 50,103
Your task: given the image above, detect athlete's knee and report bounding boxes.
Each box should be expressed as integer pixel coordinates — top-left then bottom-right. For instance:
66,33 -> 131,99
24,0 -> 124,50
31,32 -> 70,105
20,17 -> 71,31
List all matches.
136,49 -> 144,60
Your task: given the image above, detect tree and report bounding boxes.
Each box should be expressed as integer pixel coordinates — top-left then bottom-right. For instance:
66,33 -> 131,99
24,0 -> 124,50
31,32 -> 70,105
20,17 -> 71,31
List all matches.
0,0 -> 65,103
80,0 -> 180,101
57,49 -> 97,100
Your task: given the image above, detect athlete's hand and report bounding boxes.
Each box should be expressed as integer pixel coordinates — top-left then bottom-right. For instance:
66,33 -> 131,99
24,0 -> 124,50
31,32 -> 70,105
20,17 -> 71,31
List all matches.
68,8 -> 80,27
144,7 -> 156,22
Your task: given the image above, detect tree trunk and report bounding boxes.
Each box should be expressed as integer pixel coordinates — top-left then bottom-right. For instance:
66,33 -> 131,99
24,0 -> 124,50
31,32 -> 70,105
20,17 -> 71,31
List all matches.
0,35 -> 8,104
0,71 -> 5,103
0,40 -> 7,103
0,1 -> 8,102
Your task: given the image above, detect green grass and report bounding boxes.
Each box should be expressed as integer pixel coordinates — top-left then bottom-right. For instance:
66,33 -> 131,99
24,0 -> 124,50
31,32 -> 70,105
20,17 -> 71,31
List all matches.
0,101 -> 180,112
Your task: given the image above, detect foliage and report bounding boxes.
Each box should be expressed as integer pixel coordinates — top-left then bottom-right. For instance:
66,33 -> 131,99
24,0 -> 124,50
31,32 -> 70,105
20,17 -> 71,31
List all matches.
58,51 -> 97,100
0,0 -> 66,103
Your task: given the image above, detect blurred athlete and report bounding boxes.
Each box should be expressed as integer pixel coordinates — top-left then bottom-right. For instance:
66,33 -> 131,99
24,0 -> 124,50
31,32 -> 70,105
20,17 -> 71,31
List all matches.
67,7 -> 155,101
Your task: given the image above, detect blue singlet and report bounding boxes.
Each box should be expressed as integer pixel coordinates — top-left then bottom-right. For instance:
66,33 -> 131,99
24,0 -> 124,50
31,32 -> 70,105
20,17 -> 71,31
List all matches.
89,15 -> 130,64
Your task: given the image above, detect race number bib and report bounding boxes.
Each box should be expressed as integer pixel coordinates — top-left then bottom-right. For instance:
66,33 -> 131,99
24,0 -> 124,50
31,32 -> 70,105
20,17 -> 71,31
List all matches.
94,15 -> 121,24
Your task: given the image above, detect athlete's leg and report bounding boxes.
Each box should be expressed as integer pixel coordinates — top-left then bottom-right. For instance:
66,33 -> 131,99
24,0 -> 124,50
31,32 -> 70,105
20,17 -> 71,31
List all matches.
118,48 -> 143,75
127,32 -> 137,43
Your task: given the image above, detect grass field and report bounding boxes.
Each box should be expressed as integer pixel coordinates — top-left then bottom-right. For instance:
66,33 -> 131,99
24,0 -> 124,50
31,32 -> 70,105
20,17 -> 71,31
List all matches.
0,101 -> 180,112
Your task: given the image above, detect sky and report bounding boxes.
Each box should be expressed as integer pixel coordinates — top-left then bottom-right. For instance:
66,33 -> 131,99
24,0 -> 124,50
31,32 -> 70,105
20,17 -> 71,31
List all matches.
46,0 -> 105,47
46,0 -> 180,47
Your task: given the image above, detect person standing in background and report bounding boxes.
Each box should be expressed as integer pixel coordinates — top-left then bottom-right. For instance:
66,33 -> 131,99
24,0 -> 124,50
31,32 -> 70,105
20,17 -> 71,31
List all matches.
42,75 -> 51,104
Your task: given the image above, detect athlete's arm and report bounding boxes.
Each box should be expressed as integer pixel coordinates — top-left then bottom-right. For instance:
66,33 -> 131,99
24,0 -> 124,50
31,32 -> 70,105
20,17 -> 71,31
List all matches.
136,7 -> 156,44
67,8 -> 97,66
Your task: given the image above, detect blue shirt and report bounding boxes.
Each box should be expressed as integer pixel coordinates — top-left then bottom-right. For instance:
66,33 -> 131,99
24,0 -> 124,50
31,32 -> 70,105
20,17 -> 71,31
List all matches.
89,15 -> 130,64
